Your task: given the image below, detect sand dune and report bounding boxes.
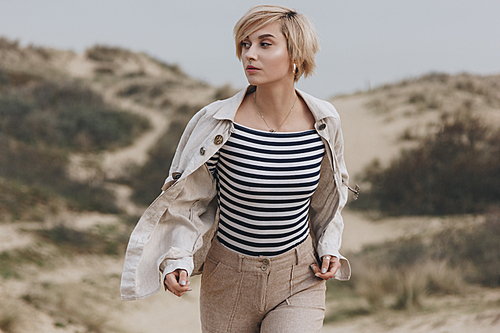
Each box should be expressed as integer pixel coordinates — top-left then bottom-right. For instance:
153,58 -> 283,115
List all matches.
1,39 -> 499,332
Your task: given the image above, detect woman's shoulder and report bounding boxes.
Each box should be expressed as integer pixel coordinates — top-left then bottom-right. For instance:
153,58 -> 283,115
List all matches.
189,88 -> 247,122
297,89 -> 340,120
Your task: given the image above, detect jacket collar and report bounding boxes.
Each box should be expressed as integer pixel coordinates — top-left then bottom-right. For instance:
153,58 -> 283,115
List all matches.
213,85 -> 337,122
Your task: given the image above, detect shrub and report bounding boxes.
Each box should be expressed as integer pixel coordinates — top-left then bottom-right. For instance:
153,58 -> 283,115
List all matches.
116,83 -> 147,97
0,178 -> 59,221
340,210 -> 500,313
0,81 -> 150,152
0,313 -> 16,333
431,210 -> 500,287
0,76 -> 152,213
0,135 -> 119,213
0,69 -> 42,87
0,248 -> 46,279
36,224 -> 127,256
0,37 -> 19,50
408,92 -> 426,104
129,119 -> 186,205
129,104 -> 204,206
214,84 -> 236,100
85,44 -> 132,62
358,111 -> 500,215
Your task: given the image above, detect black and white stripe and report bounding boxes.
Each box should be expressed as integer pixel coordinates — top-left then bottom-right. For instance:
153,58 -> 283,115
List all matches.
207,123 -> 325,257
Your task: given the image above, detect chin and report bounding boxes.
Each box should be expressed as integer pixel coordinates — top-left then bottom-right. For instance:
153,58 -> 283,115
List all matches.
245,76 -> 262,86
246,74 -> 292,87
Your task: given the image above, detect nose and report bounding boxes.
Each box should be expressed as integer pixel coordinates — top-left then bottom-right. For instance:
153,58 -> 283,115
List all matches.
244,44 -> 257,62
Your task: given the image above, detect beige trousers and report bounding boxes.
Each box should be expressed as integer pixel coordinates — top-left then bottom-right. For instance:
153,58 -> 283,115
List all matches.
199,236 -> 326,333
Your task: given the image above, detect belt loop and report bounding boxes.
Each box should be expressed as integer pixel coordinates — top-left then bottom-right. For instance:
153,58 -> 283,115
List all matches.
238,255 -> 243,272
294,247 -> 299,265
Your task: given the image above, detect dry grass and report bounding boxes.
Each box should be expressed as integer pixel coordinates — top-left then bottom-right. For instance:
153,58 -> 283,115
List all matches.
345,259 -> 465,312
15,272 -> 124,333
85,45 -> 133,62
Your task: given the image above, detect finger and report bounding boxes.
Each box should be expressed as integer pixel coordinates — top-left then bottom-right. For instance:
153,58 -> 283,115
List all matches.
314,257 -> 342,280
310,263 -> 332,280
309,263 -> 320,274
169,284 -> 192,297
168,272 -> 192,296
331,257 -> 341,269
321,256 -> 331,274
165,273 -> 179,290
178,270 -> 188,286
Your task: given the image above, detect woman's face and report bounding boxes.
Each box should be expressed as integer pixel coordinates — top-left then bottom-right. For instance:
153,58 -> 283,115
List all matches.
241,22 -> 294,87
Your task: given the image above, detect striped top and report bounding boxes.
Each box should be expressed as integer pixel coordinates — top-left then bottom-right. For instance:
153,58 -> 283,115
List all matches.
206,123 -> 325,257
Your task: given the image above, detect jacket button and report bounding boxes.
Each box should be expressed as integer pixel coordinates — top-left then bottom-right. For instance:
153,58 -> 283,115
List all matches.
200,147 -> 206,155
214,134 -> 223,145
173,173 -> 182,180
318,124 -> 327,130
262,259 -> 269,265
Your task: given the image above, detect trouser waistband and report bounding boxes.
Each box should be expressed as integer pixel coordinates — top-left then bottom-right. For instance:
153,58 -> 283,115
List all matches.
207,235 -> 315,273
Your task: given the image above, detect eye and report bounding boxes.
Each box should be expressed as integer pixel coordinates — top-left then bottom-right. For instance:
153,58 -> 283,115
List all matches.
241,41 -> 250,49
260,42 -> 271,47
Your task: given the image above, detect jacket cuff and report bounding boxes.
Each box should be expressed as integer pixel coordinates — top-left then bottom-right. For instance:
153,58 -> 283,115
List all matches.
316,246 -> 351,281
159,257 -> 194,290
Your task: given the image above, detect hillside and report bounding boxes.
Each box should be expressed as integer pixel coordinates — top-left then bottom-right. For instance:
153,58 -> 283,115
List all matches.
0,36 -> 499,333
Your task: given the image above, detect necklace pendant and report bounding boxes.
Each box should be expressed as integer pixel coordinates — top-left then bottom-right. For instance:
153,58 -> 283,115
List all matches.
270,129 -> 276,133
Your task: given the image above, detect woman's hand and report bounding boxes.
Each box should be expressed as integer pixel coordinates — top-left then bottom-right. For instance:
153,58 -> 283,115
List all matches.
310,255 -> 341,281
164,269 -> 192,297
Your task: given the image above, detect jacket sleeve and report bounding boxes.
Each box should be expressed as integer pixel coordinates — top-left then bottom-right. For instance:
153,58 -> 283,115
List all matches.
157,107 -> 219,280
315,115 -> 351,281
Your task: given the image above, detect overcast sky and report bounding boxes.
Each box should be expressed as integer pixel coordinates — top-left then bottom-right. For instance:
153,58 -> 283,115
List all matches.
1,0 -> 499,99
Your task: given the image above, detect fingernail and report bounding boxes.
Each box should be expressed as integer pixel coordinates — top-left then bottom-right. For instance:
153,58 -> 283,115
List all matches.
321,268 -> 327,274
180,280 -> 186,286
315,273 -> 320,277
188,288 -> 192,291
310,264 -> 314,269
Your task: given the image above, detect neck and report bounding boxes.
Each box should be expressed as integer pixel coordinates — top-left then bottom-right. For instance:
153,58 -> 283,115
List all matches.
254,82 -> 297,124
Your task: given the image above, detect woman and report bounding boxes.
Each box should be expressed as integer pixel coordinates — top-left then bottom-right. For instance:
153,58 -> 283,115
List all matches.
121,5 -> 353,332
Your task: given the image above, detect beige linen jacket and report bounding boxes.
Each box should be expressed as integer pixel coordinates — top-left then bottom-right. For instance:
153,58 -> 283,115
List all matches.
121,86 -> 351,300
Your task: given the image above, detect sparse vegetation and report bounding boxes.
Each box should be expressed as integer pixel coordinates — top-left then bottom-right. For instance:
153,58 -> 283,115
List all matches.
0,68 -> 42,87
0,37 -> 20,50
357,110 -> 500,215
20,276 -> 122,333
128,104 -> 205,205
0,73 -> 154,215
0,247 -> 47,279
37,224 -> 128,256
0,178 -> 60,221
214,83 -> 237,100
0,135 -> 119,214
85,44 -> 132,62
0,313 -> 16,333
432,210 -> 500,287
0,80 -> 150,151
327,210 -> 500,318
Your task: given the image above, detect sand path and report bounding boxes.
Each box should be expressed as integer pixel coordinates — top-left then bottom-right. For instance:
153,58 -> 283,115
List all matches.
98,85 -> 171,180
68,83 -> 171,182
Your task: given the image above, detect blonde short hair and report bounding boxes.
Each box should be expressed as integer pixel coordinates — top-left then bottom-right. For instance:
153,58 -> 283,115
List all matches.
234,5 -> 320,82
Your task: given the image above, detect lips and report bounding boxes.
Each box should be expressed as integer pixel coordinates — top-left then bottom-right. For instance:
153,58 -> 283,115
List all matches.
246,65 -> 260,73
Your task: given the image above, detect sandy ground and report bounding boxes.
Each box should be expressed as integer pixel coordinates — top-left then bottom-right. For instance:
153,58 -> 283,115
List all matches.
102,91 -> 498,333
5,88 -> 497,333
2,47 -> 499,332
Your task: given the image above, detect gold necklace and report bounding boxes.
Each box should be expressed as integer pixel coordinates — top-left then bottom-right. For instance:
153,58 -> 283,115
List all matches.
253,91 -> 297,132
